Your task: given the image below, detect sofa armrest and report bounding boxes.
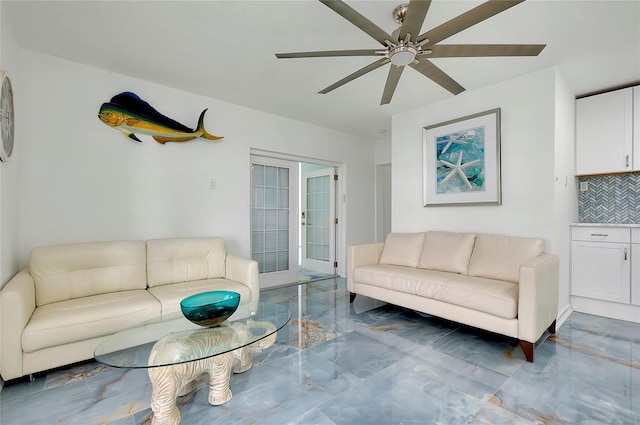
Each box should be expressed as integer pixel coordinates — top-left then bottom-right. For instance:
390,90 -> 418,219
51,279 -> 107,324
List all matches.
517,253 -> 559,343
1,270 -> 36,380
347,242 -> 384,292
225,255 -> 260,310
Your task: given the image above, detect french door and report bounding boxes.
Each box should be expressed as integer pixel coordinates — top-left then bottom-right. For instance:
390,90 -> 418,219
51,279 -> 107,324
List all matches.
250,156 -> 299,288
301,167 -> 336,275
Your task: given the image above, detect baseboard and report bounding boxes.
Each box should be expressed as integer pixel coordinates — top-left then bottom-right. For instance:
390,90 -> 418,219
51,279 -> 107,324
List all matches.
571,296 -> 640,323
556,303 -> 573,329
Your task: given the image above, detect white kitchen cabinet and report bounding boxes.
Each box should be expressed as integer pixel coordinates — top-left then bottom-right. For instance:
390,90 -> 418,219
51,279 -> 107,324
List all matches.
631,228 -> 640,306
575,86 -> 635,175
571,227 -> 631,304
634,87 -> 640,171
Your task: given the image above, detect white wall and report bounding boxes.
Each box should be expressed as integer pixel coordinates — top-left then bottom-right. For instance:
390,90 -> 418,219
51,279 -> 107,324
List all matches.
15,50 -> 376,273
0,0 -> 20,391
374,136 -> 392,242
374,136 -> 391,165
392,66 -> 575,317
392,68 -> 557,242
0,2 -> 20,287
553,68 -> 578,317
375,163 -> 391,242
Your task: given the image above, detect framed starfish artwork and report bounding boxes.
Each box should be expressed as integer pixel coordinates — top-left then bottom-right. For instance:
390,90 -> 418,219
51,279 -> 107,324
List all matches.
423,108 -> 501,206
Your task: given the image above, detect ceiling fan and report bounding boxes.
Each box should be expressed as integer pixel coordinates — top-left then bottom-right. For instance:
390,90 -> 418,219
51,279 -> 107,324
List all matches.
275,0 -> 545,105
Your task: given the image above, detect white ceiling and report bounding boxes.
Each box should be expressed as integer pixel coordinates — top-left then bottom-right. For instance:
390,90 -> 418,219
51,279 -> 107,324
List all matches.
5,0 -> 640,139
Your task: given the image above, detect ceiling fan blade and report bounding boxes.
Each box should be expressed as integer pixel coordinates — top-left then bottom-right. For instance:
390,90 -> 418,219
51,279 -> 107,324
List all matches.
418,0 -> 525,46
320,0 -> 393,46
409,59 -> 465,95
276,49 -> 381,59
399,0 -> 432,43
319,57 -> 390,94
427,44 -> 546,58
381,65 -> 405,105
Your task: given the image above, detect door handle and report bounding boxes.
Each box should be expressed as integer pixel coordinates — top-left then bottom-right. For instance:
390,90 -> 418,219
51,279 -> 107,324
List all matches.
625,247 -> 628,261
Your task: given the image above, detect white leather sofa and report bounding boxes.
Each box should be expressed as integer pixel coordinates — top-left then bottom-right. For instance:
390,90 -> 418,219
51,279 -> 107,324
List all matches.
347,231 -> 559,362
0,237 -> 259,381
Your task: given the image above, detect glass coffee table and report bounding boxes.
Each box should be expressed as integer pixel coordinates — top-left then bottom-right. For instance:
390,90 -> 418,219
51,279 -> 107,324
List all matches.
95,302 -> 290,425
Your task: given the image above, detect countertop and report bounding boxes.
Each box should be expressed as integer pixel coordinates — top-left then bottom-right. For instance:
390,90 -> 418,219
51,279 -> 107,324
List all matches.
571,223 -> 640,228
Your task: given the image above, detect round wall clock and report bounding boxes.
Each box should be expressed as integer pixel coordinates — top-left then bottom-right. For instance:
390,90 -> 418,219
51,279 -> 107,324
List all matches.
0,71 -> 14,162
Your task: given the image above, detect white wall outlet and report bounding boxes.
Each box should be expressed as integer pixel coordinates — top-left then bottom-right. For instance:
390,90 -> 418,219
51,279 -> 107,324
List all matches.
579,181 -> 588,192
209,178 -> 216,190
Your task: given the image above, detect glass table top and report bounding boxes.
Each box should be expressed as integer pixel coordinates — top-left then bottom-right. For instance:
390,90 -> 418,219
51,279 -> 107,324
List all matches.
94,302 -> 290,369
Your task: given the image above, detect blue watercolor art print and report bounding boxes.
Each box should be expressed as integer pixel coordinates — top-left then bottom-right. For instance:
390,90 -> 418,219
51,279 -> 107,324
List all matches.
435,125 -> 485,194
423,108 -> 501,206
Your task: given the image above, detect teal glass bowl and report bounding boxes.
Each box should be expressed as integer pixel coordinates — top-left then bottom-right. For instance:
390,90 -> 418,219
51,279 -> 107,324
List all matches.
180,291 -> 241,327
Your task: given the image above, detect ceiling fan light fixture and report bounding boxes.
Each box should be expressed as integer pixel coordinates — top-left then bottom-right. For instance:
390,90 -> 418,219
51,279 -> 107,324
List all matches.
389,45 -> 417,66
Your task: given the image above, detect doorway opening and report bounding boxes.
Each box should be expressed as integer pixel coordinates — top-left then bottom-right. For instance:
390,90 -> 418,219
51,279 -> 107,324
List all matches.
250,154 -> 340,289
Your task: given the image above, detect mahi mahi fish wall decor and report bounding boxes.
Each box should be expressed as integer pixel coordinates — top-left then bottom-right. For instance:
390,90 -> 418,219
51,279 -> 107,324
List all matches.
98,92 -> 223,144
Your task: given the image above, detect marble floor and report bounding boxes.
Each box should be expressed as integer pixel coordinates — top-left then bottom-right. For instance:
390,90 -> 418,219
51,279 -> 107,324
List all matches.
298,268 -> 336,283
1,278 -> 639,425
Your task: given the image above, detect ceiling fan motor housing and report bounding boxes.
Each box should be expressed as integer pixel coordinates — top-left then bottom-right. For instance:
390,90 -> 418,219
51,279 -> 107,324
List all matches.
392,4 -> 409,24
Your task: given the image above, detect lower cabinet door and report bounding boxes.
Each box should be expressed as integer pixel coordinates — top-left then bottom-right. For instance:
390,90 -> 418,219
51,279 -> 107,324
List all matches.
632,244 -> 640,306
571,241 -> 631,303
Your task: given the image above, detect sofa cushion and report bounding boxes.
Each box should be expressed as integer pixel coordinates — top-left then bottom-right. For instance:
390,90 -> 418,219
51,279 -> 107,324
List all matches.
354,264 -> 455,295
22,290 -> 160,353
148,278 -> 252,319
378,233 -> 425,268
354,264 -> 518,319
467,234 -> 544,283
30,241 -> 147,307
418,231 -> 476,274
415,274 -> 519,319
147,237 -> 227,287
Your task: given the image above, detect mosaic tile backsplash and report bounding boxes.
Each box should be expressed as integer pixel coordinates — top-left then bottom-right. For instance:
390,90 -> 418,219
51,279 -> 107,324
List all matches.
578,174 -> 640,223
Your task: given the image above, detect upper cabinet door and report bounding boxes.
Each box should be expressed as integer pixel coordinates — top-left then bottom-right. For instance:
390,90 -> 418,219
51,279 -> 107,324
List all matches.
575,87 -> 633,176
634,87 -> 640,172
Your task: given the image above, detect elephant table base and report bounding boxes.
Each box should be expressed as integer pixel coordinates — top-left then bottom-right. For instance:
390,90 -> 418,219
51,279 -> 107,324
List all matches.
147,319 -> 277,425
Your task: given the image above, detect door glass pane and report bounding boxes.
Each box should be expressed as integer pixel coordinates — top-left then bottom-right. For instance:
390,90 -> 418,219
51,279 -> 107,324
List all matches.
251,163 -> 291,273
265,166 -> 277,186
278,167 -> 289,186
265,188 -> 278,208
278,230 -> 289,250
265,209 -> 277,230
251,164 -> 264,185
278,188 -> 288,208
306,175 -> 330,261
278,209 -> 288,228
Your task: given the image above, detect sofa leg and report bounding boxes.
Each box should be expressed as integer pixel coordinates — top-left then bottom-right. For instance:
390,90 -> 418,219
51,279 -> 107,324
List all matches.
547,319 -> 557,334
520,340 -> 534,363
349,292 -> 356,303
